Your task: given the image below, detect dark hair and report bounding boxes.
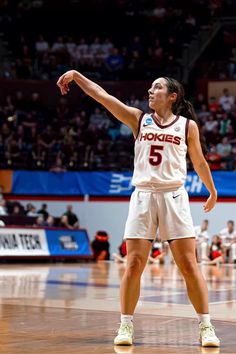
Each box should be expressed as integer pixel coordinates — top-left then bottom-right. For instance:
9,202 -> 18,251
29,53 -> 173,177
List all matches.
163,77 -> 207,156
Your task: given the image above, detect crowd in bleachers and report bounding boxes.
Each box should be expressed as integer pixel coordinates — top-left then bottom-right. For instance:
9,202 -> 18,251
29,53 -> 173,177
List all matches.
112,219 -> 236,265
0,192 -> 79,229
0,86 -> 236,171
194,219 -> 236,265
0,0 -> 235,81
0,1 -> 235,170
0,187 -> 235,264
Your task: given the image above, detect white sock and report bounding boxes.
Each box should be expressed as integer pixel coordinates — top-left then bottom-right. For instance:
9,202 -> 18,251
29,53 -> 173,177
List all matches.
198,313 -> 211,326
121,314 -> 133,325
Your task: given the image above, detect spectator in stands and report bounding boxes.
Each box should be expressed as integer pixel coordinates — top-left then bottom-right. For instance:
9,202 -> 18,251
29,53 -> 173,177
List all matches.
207,145 -> 222,170
46,215 -> 55,227
228,47 -> 236,78
118,123 -> 133,140
59,214 -> 73,229
37,203 -> 49,220
219,113 -> 231,136
101,38 -> 114,58
197,104 -> 210,122
75,37 -> 89,65
26,205 -> 38,217
51,36 -> 65,53
34,216 -> 47,227
104,48 -> 124,79
12,204 -> 23,216
218,88 -> 235,113
62,205 -> 79,229
204,235 -> 225,266
91,230 -> 110,261
152,4 -> 167,20
113,240 -> 127,263
204,115 -> 218,133
5,135 -> 22,167
0,219 -> 5,227
194,220 -> 210,262
89,107 -> 110,129
35,34 -> 49,55
208,96 -> 219,113
65,36 -> 76,59
219,220 -> 236,262
89,37 -> 102,58
216,137 -> 232,164
231,236 -> 236,263
0,200 -> 8,215
49,155 -> 67,172
148,237 -> 165,264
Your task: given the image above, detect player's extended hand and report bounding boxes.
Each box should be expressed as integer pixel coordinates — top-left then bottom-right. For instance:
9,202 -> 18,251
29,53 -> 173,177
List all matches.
203,192 -> 217,213
57,70 -> 75,95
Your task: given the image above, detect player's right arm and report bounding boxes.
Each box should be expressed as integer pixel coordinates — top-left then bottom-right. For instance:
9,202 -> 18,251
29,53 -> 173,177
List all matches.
57,70 -> 142,136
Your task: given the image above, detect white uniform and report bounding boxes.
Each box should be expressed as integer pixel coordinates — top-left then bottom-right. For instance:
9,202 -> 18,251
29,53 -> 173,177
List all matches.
124,113 -> 195,242
219,227 -> 236,247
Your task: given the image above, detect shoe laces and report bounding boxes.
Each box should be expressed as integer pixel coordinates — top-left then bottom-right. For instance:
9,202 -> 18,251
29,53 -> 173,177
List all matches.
200,324 -> 216,338
118,323 -> 133,335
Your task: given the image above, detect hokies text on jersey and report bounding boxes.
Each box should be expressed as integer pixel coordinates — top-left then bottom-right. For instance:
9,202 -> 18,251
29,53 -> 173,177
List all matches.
139,132 -> 181,145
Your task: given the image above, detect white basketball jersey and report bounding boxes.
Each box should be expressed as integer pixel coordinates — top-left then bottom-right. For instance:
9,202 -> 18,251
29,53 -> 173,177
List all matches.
132,113 -> 189,191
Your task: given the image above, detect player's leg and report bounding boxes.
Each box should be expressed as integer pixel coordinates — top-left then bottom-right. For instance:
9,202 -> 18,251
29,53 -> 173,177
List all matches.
120,238 -> 152,314
158,188 -> 220,347
114,190 -> 157,345
169,237 -> 220,347
114,238 -> 152,345
169,237 -> 208,313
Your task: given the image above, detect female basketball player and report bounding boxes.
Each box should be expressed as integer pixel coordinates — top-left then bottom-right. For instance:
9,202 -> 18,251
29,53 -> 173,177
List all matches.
57,71 -> 220,348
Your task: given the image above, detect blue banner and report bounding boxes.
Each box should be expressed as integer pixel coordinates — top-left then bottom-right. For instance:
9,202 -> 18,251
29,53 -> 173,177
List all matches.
11,171 -> 236,197
45,229 -> 92,256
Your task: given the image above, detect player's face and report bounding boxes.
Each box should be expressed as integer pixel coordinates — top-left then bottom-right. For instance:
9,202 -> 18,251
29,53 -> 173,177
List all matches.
148,78 -> 175,110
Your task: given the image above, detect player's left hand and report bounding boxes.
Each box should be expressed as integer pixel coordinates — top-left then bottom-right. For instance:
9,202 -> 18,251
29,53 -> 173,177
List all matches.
203,193 -> 217,212
57,70 -> 75,95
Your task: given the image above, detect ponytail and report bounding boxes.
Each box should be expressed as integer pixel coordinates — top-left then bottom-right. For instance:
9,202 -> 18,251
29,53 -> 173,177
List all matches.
163,77 -> 207,156
173,98 -> 207,156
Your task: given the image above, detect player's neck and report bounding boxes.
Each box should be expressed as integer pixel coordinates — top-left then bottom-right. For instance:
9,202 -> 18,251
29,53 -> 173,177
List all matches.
153,110 -> 175,124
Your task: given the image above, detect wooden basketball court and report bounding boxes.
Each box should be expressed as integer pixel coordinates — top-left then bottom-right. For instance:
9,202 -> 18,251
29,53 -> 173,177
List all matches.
0,261 -> 235,353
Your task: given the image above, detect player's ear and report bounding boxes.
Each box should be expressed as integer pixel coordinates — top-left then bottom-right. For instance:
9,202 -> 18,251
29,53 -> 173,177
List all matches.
169,92 -> 177,103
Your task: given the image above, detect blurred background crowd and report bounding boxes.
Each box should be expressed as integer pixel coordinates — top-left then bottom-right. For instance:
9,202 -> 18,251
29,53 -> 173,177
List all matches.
0,0 -> 236,263
0,0 -> 236,171
0,87 -> 236,171
0,0 -> 235,81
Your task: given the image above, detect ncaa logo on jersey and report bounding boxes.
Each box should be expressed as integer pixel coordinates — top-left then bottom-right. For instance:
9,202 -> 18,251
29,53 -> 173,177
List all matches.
174,126 -> 180,132
143,116 -> 153,127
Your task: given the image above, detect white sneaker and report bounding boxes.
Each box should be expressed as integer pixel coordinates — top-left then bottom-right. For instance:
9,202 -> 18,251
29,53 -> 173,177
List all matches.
114,322 -> 134,345
199,323 -> 220,347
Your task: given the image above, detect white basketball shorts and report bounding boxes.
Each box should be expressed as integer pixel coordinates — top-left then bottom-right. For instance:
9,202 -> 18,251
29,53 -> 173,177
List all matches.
124,186 -> 195,242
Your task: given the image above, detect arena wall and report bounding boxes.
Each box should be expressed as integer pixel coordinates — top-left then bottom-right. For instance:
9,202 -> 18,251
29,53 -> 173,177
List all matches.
4,197 -> 236,255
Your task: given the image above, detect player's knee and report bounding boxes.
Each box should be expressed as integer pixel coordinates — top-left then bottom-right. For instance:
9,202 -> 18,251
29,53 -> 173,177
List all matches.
126,255 -> 145,277
178,259 -> 198,278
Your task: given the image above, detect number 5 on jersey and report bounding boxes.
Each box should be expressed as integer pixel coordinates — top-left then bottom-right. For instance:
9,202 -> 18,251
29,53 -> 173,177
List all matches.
149,145 -> 164,166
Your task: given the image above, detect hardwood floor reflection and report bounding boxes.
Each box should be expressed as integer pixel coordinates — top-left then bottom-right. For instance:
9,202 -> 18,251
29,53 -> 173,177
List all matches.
0,262 -> 235,353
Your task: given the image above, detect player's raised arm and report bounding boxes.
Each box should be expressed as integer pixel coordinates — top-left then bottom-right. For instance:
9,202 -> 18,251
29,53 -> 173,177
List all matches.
57,70 -> 142,136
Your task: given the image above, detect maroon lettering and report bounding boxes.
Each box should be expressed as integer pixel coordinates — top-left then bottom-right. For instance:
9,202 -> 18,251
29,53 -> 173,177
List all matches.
147,133 -> 155,140
156,134 -> 165,142
173,136 -> 181,145
140,133 -> 147,141
139,132 -> 181,145
165,134 -> 173,143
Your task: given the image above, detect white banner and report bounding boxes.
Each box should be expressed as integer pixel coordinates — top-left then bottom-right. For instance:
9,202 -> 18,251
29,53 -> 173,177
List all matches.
0,228 -> 49,256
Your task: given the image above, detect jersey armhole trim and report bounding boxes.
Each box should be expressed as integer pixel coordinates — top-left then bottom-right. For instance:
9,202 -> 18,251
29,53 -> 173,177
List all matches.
134,112 -> 145,140
185,119 -> 190,145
